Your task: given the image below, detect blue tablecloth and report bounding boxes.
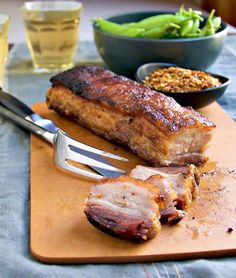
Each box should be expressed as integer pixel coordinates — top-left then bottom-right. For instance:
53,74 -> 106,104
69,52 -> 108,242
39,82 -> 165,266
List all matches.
0,39 -> 236,278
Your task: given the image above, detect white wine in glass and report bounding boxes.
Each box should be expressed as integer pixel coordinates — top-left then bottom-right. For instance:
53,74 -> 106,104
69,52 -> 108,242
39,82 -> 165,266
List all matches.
21,1 -> 82,72
0,15 -> 9,88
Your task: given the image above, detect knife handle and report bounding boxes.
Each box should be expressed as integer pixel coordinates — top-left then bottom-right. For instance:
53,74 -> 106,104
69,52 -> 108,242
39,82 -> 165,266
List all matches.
0,104 -> 54,144
0,89 -> 34,118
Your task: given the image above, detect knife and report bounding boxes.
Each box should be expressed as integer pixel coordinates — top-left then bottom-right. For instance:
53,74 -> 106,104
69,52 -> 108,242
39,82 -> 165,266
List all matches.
0,89 -> 121,178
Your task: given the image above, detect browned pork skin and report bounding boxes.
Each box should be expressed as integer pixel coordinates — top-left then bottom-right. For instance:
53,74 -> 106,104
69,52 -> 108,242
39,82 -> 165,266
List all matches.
46,66 -> 215,167
84,176 -> 161,242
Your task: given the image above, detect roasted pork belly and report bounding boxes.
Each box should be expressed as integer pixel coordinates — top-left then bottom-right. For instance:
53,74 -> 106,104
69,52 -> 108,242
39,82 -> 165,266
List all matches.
46,65 -> 215,166
84,176 -> 161,242
130,165 -> 198,210
85,166 -> 199,241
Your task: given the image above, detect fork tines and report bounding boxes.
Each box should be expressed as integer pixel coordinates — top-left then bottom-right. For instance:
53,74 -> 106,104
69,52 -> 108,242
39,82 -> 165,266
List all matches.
54,129 -> 127,180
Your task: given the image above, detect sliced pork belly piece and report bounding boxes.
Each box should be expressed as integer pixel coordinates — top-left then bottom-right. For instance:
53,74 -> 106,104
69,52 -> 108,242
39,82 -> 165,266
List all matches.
145,174 -> 186,224
130,165 -> 198,210
46,65 -> 215,166
84,176 -> 161,242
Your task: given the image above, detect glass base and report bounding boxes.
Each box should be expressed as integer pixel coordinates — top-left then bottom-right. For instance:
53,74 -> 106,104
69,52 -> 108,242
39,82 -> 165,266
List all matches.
33,62 -> 74,73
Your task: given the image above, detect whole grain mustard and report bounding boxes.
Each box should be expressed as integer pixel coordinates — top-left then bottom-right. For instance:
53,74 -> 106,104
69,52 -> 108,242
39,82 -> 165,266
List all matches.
144,67 -> 221,92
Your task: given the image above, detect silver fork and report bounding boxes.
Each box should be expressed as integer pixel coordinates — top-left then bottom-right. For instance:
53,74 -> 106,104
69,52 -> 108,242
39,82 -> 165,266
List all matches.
0,104 -> 128,180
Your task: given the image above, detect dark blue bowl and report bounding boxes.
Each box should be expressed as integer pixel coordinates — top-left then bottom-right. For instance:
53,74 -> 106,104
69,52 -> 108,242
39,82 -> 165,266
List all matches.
93,11 -> 228,77
135,62 -> 230,109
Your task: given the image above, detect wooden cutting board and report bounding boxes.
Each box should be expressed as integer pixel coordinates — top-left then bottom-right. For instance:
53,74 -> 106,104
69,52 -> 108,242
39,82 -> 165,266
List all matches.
30,102 -> 236,264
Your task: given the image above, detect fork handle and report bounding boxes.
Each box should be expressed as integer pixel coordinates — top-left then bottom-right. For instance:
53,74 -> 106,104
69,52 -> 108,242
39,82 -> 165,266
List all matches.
0,89 -> 34,118
0,105 -> 55,144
